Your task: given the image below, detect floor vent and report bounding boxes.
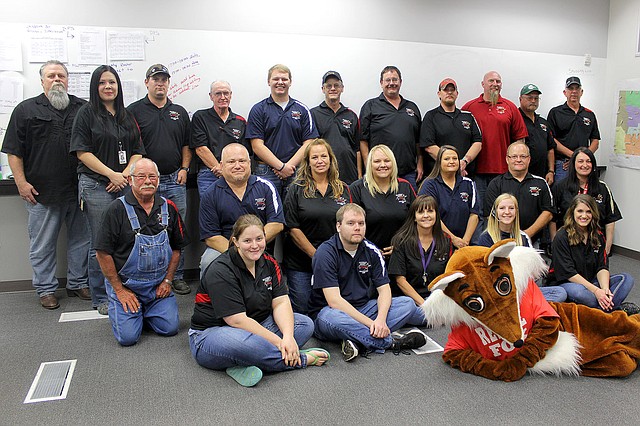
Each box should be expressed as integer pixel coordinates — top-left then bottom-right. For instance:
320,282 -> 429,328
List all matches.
24,360 -> 77,404
59,310 -> 107,322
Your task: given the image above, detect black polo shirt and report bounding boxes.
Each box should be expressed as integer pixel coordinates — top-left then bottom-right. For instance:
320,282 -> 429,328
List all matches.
551,178 -> 622,228
519,108 -> 555,177
191,246 -> 287,330
388,236 -> 453,298
420,106 -> 482,176
547,102 -> 600,159
190,107 -> 247,166
2,93 -> 86,204
94,191 -> 189,271
311,102 -> 361,184
360,93 -> 421,175
349,178 -> 416,250
551,228 -> 607,284
127,96 -> 190,175
70,104 -> 146,183
283,181 -> 352,272
484,172 -> 553,231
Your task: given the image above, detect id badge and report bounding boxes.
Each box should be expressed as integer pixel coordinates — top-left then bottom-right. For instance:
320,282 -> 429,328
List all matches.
118,150 -> 127,165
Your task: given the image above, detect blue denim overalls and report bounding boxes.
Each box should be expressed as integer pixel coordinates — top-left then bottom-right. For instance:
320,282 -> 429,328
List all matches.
105,196 -> 179,346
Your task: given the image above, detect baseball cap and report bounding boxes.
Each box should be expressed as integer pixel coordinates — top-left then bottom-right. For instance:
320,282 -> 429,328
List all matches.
438,78 -> 457,91
146,64 -> 170,79
520,84 -> 542,96
565,76 -> 581,88
322,71 -> 342,84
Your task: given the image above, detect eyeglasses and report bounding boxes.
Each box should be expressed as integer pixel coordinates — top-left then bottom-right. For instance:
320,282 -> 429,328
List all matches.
132,174 -> 159,181
324,83 -> 343,89
507,155 -> 530,160
212,91 -> 231,98
382,78 -> 400,84
523,95 -> 540,101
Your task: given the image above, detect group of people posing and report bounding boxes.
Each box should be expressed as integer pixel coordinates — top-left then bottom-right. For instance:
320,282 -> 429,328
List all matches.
2,60 -> 636,387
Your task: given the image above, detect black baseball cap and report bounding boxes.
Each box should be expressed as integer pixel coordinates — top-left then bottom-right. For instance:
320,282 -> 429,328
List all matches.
565,76 -> 581,88
322,71 -> 342,84
146,64 -> 170,79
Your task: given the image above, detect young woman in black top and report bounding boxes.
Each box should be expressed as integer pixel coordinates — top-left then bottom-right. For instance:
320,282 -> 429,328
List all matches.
190,214 -> 329,387
388,195 -> 453,325
70,65 -> 145,313
283,138 -> 350,314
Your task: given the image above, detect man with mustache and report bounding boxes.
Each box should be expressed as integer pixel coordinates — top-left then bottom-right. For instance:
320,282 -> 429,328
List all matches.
462,71 -> 528,224
95,158 -> 188,346
420,78 -> 482,177
1,60 -> 91,310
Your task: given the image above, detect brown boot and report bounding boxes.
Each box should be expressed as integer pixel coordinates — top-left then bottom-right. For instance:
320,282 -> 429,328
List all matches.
66,288 -> 91,300
40,294 -> 60,310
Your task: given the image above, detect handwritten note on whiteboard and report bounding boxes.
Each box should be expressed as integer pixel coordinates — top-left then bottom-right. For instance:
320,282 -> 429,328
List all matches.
107,32 -> 145,61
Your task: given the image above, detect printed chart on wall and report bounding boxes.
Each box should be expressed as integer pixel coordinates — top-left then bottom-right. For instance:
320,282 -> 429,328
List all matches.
612,81 -> 640,170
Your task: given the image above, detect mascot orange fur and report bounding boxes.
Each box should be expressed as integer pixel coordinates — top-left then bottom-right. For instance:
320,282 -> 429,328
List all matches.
422,240 -> 640,381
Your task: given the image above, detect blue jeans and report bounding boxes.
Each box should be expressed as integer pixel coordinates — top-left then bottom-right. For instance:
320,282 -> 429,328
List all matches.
554,159 -> 570,183
79,174 -> 126,307
189,313 -> 314,372
254,162 -> 293,199
314,296 -> 415,351
540,286 -> 567,303
25,200 -> 90,296
200,247 -> 222,279
559,273 -> 634,310
158,170 -> 187,280
285,268 -> 313,315
406,304 -> 428,326
197,167 -> 219,196
399,171 -> 417,193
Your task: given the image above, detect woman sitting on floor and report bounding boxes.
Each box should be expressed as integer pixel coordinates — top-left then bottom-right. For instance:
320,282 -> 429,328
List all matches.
478,193 -> 567,303
189,214 -> 329,387
388,195 -> 453,325
551,194 -> 638,314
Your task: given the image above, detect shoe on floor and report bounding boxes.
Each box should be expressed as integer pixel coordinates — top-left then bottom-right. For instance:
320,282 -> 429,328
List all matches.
226,366 -> 262,387
171,279 -> 191,295
341,339 -> 359,362
620,302 -> 640,316
40,294 -> 60,310
66,288 -> 91,300
96,302 -> 109,315
391,330 -> 427,354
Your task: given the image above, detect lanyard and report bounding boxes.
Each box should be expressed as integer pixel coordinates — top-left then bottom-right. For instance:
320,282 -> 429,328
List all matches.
578,182 -> 589,194
419,239 -> 436,287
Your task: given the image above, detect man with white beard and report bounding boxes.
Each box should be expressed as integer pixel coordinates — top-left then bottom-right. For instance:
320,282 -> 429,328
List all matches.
1,60 -> 91,310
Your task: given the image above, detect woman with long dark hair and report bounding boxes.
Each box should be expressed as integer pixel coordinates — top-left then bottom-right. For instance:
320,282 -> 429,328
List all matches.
388,196 -> 453,325
70,65 -> 145,314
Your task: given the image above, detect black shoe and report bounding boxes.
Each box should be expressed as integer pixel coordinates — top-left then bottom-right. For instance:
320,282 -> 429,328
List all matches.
391,330 -> 426,354
341,339 -> 359,362
171,279 -> 191,295
620,302 -> 640,316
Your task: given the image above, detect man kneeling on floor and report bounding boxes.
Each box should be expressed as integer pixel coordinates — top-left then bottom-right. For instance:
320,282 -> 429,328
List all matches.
95,158 -> 189,346
308,203 -> 426,361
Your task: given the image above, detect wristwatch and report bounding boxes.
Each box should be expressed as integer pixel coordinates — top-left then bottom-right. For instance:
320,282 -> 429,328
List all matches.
179,167 -> 190,172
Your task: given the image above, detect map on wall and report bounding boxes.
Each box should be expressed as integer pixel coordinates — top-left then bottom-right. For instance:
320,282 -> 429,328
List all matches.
612,88 -> 640,169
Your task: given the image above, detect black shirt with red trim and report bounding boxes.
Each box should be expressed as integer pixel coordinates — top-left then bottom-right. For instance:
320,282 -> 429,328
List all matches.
551,227 -> 608,284
551,178 -> 622,228
190,107 -> 247,167
519,108 -> 556,177
94,191 -> 189,272
547,102 -> 600,159
190,246 -> 287,330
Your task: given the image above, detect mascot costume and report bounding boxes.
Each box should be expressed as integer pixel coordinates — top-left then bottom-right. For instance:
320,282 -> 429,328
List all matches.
422,240 -> 640,381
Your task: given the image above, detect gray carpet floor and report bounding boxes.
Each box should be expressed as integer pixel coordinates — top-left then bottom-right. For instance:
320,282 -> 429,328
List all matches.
2,254 -> 640,425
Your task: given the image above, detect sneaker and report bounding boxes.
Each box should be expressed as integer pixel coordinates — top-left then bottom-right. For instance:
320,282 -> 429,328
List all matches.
391,330 -> 427,354
171,279 -> 191,295
620,302 -> 640,316
97,302 -> 109,315
226,366 -> 262,387
341,339 -> 359,362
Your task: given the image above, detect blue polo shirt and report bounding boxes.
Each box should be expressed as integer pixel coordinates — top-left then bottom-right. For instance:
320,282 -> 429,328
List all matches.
199,174 -> 285,241
418,175 -> 479,238
308,233 -> 389,318
246,96 -> 318,162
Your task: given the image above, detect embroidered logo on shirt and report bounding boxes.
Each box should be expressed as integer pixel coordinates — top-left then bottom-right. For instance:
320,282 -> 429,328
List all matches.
583,117 -> 591,126
232,128 -> 242,140
540,123 -> 548,132
335,196 -> 348,206
405,108 -> 415,117
529,186 -> 541,197
396,193 -> 408,204
291,110 -> 301,120
358,261 -> 370,274
461,120 -> 471,130
255,197 -> 266,210
460,192 -> 469,203
496,106 -> 506,114
169,111 -> 180,120
595,194 -> 604,203
341,119 -> 352,129
262,276 -> 273,290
